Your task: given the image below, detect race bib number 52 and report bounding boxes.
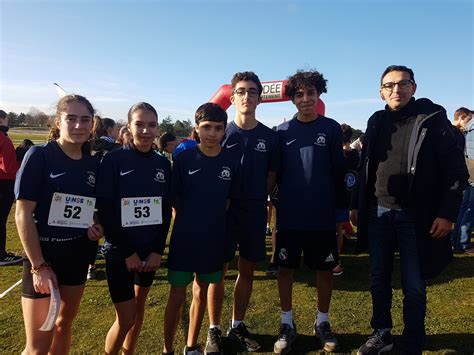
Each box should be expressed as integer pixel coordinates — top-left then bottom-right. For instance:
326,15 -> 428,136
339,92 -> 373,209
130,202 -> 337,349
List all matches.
121,196 -> 162,227
48,192 -> 96,228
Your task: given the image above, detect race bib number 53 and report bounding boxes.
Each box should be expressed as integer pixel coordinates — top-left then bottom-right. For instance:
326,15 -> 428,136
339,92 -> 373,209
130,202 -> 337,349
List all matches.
121,197 -> 162,227
48,192 -> 96,228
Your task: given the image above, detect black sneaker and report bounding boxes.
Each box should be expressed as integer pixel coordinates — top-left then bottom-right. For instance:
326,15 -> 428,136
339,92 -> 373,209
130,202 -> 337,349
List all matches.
315,321 -> 338,352
357,330 -> 393,354
227,321 -> 261,352
0,253 -> 22,266
266,262 -> 279,277
183,346 -> 202,355
274,322 -> 297,354
204,327 -> 222,354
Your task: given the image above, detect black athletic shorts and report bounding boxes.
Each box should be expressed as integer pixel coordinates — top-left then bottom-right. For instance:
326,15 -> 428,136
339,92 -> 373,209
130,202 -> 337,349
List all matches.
105,248 -> 155,304
22,236 -> 91,299
275,229 -> 338,270
224,199 -> 267,263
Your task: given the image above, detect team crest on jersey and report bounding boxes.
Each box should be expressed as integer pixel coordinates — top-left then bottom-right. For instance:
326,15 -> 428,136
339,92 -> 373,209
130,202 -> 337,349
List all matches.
218,166 -> 231,180
345,171 -> 357,191
254,139 -> 267,152
154,169 -> 166,183
86,171 -> 96,187
314,133 -> 326,146
278,248 -> 287,260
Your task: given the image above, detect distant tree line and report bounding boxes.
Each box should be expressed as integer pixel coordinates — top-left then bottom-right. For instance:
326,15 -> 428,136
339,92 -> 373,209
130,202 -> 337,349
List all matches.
4,108 -> 194,137
158,115 -> 193,138
5,107 -> 51,127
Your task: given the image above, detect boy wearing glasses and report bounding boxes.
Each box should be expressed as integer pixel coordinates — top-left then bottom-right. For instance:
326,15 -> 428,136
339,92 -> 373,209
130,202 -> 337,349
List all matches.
351,65 -> 468,354
205,71 -> 279,353
273,70 -> 347,353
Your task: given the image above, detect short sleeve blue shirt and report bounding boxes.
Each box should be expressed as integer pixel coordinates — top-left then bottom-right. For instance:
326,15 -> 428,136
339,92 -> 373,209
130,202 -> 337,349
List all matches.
276,115 -> 345,231
167,146 -> 240,273
15,141 -> 98,239
95,145 -> 172,255
222,121 -> 279,201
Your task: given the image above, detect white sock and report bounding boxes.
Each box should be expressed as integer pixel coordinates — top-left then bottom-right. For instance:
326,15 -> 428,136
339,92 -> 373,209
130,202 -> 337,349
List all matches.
316,310 -> 329,326
209,324 -> 220,330
232,320 -> 242,328
281,310 -> 294,328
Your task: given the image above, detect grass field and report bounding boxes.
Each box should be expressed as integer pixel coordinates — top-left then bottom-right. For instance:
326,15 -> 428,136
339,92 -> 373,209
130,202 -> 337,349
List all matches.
7,129 -> 49,147
1,208 -> 473,354
1,131 -> 473,354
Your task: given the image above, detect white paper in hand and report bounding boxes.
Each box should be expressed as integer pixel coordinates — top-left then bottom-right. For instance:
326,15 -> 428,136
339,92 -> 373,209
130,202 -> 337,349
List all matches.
39,280 -> 60,331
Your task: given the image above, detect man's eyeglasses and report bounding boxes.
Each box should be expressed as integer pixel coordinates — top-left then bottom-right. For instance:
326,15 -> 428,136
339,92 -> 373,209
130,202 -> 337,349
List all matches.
233,88 -> 259,98
381,80 -> 414,91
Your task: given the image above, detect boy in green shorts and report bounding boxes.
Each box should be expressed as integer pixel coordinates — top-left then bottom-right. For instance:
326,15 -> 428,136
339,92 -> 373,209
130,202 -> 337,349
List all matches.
163,103 -> 240,354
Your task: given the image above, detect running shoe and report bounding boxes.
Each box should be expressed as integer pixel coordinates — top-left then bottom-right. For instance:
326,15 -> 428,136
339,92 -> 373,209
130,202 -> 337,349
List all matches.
0,253 -> 22,266
183,346 -> 202,355
315,321 -> 338,352
274,322 -> 297,354
204,327 -> 222,354
227,321 -> 261,352
266,262 -> 279,277
357,330 -> 393,354
332,263 -> 344,276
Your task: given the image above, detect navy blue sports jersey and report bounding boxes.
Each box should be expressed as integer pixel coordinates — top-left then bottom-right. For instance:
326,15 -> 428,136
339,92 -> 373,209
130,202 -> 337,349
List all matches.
276,115 -> 346,231
167,146 -> 240,273
15,141 -> 98,239
222,121 -> 279,200
95,145 -> 172,258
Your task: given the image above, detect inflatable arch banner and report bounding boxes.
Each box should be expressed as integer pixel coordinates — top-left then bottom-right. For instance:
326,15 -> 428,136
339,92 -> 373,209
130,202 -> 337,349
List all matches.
208,80 -> 325,116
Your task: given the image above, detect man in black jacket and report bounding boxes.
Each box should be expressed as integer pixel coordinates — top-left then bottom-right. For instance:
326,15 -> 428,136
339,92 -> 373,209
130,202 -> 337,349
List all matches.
351,65 -> 468,355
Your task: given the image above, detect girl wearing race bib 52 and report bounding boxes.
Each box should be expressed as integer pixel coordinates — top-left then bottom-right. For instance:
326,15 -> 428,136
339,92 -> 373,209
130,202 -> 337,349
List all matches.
15,94 -> 103,354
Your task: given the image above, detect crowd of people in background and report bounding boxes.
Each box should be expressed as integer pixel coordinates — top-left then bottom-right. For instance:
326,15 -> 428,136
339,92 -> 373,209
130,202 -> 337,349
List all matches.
0,65 -> 473,355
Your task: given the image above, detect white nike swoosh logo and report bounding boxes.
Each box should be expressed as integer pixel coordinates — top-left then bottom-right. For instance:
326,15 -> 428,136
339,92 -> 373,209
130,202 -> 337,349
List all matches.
50,172 -> 66,179
286,139 -> 296,146
188,169 -> 201,175
120,170 -> 135,176
226,143 -> 238,148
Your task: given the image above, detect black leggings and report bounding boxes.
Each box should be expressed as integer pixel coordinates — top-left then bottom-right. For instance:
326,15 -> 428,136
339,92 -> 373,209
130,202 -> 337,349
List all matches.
0,180 -> 15,254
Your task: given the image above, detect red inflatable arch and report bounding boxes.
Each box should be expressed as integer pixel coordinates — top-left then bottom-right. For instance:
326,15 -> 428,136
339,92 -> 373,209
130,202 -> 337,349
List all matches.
208,80 -> 325,115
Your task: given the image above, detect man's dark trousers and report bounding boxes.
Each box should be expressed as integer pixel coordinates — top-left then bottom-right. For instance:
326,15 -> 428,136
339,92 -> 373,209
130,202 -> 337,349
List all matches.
368,205 -> 426,354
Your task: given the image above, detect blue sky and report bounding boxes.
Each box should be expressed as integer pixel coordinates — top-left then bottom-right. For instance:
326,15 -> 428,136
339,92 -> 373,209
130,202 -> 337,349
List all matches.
1,0 -> 472,130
